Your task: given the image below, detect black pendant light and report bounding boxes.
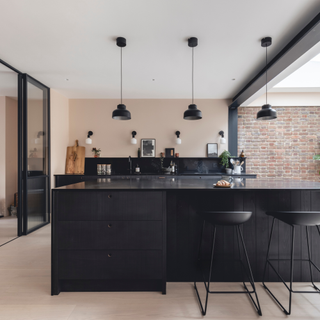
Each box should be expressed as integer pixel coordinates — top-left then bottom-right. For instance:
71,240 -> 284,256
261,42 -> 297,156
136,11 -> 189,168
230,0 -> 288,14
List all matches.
184,37 -> 202,120
257,37 -> 277,121
112,37 -> 131,120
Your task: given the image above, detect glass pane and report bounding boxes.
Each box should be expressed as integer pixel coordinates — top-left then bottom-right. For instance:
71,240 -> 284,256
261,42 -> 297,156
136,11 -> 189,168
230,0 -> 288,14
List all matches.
27,176 -> 48,230
27,82 -> 48,176
26,77 -> 49,233
0,63 -> 18,243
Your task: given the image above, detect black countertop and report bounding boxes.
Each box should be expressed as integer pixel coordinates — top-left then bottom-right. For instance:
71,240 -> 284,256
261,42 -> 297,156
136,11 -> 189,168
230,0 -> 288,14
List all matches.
54,173 -> 257,177
53,177 -> 320,191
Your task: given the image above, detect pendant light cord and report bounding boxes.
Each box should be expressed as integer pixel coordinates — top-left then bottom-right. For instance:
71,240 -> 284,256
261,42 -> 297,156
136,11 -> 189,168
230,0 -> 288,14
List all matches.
265,45 -> 268,105
120,47 -> 123,104
192,47 -> 194,104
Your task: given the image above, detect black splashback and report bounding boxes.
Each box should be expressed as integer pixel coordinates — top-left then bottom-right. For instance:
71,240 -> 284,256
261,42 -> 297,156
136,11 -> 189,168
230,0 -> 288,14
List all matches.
84,157 -> 246,175
179,158 -> 223,174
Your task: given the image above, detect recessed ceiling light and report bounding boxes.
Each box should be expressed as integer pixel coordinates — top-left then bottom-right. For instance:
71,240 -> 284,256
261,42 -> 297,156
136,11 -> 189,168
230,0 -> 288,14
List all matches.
152,79 -> 155,81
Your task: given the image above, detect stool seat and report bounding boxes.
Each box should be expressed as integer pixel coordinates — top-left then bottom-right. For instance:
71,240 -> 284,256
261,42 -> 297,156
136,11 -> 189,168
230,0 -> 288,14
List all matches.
198,211 -> 252,226
266,211 -> 320,226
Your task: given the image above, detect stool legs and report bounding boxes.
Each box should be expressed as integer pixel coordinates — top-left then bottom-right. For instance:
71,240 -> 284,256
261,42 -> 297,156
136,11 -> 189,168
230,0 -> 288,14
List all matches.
263,221 -> 320,315
194,221 -> 216,315
194,223 -> 262,316
237,226 -> 262,315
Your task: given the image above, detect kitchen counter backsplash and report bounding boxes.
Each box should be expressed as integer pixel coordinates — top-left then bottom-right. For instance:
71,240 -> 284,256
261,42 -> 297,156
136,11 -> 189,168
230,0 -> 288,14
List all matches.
84,157 -> 246,175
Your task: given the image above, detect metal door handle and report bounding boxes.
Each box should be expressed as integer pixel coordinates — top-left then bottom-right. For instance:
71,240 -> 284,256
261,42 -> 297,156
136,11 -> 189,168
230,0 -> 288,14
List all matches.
108,194 -> 112,199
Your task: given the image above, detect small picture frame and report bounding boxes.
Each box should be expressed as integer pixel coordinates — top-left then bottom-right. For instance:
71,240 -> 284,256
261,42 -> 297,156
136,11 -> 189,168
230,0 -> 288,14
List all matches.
165,148 -> 175,158
207,143 -> 218,157
141,139 -> 156,158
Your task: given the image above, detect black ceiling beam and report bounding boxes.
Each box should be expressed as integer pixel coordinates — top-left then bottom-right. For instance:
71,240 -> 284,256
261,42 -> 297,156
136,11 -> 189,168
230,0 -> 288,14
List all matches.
0,58 -> 22,74
229,12 -> 320,110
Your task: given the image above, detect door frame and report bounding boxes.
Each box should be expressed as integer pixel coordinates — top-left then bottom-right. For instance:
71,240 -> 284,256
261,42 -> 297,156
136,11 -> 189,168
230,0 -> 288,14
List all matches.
18,73 -> 51,235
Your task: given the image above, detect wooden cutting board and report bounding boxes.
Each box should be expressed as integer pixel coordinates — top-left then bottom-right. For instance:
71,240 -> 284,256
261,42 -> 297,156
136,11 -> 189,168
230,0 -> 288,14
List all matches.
65,140 -> 85,174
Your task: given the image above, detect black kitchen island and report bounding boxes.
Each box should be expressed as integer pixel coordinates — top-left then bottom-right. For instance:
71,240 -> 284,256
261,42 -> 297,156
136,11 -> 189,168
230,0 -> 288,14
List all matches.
52,177 -> 320,295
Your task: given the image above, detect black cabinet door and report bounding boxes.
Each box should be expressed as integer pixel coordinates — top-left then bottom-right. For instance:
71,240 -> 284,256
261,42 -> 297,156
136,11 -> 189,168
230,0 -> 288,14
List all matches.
56,191 -> 163,221
58,250 -> 162,279
57,221 -> 163,250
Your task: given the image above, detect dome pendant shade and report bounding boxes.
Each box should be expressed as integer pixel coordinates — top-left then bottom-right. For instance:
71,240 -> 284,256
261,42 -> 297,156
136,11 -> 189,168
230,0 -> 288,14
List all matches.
257,104 -> 277,120
256,36 -> 277,121
112,104 -> 131,120
184,104 -> 202,120
113,37 -> 131,120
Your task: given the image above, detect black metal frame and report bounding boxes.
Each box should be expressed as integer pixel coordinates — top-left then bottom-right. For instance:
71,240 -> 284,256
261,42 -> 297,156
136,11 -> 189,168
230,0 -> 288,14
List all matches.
227,12 -> 320,156
228,107 -> 238,156
19,74 -> 51,235
17,73 -> 23,236
1,58 -> 51,238
262,218 -> 320,315
229,12 -> 320,110
194,221 -> 262,316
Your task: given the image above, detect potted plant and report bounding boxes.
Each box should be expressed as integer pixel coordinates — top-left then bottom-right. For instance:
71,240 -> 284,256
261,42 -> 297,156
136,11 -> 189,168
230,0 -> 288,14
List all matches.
219,150 -> 231,172
92,148 -> 101,158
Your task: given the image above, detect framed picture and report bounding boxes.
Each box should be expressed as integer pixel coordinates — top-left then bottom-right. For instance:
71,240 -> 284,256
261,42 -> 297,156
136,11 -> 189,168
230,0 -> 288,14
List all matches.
141,139 -> 156,157
165,148 -> 175,158
207,143 -> 218,157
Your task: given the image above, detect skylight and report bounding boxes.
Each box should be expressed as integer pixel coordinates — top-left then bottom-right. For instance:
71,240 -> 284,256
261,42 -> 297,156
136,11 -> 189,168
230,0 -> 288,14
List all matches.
274,53 -> 320,89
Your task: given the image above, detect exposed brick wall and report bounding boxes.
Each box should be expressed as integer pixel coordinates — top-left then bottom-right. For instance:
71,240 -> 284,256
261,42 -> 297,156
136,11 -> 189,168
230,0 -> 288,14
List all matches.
238,106 -> 320,182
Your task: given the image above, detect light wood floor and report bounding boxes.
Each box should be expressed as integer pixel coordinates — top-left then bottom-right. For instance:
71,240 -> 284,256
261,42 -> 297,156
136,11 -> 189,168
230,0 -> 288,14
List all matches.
0,225 -> 320,319
0,216 -> 17,246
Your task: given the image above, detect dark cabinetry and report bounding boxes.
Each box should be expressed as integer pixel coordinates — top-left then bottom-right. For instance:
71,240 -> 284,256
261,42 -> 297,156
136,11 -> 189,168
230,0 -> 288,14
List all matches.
52,190 -> 166,294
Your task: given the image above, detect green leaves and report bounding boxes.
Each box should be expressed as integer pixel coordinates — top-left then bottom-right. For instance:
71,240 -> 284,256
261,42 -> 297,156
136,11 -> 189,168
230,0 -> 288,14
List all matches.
313,154 -> 320,160
219,150 -> 231,168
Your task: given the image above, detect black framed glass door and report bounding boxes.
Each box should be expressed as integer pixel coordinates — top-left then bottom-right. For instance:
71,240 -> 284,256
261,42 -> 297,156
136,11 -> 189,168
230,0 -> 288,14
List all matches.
18,74 -> 50,235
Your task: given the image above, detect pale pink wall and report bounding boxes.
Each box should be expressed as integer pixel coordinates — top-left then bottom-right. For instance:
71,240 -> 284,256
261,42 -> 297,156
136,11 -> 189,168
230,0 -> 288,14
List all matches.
50,90 -> 69,187
69,99 -> 230,158
5,97 -> 18,213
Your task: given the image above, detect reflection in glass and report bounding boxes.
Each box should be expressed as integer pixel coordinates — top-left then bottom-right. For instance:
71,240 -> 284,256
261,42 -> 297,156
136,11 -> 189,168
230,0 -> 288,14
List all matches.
0,63 -> 18,244
25,78 -> 49,232
27,82 -> 47,176
27,177 -> 49,230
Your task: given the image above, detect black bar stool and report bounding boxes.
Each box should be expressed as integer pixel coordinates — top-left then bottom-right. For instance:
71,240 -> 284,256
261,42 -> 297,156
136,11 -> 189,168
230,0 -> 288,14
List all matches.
263,211 -> 320,315
194,211 -> 262,316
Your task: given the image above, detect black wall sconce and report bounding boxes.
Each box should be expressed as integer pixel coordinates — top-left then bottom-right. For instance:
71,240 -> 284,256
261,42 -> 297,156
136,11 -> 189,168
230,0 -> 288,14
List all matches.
219,131 -> 226,144
86,131 -> 93,144
175,131 -> 181,144
131,131 -> 137,145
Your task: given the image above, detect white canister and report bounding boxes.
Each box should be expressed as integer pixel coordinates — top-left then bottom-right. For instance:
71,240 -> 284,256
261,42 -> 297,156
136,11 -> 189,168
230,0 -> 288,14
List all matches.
233,165 -> 243,174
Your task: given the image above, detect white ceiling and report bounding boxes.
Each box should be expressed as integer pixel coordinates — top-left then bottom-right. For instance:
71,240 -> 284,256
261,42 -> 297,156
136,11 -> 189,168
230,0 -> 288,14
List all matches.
1,0 -> 320,99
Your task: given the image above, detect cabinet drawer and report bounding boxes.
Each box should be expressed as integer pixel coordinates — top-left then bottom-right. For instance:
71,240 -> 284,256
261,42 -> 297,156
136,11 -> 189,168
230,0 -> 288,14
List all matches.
58,250 -> 162,280
57,221 -> 163,250
56,191 -> 163,221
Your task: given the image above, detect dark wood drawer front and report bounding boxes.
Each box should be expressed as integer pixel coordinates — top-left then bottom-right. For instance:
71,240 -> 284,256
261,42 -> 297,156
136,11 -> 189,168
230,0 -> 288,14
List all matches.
56,191 -> 163,221
58,250 -> 162,279
57,221 -> 163,250
101,191 -> 163,220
